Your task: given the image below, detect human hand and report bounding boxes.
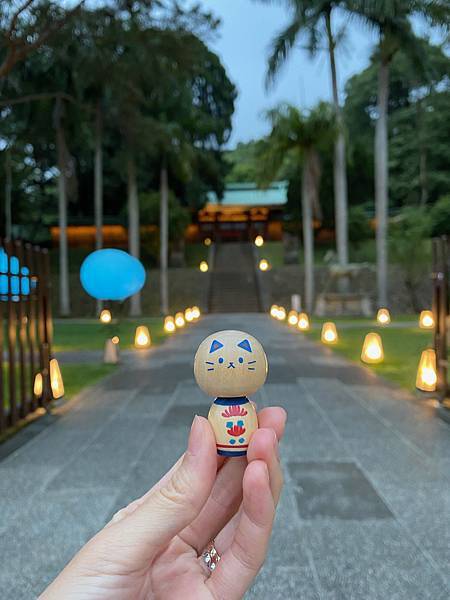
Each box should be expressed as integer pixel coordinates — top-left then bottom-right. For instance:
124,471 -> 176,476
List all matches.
40,406 -> 286,600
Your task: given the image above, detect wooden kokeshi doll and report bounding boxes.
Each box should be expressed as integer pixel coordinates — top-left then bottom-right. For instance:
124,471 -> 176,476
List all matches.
194,330 -> 268,457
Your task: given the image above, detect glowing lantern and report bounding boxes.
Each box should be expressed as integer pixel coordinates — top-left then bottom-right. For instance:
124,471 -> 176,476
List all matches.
204,238 -> 212,246
175,312 -> 185,328
254,235 -> 264,247
191,306 -> 201,320
416,349 -> 437,392
164,316 -> 176,333
419,310 -> 434,330
259,259 -> 269,271
297,312 -> 310,331
361,332 -> 384,364
49,358 -> 64,399
321,322 -> 338,344
185,308 -> 194,322
134,325 -> 151,349
376,308 -> 391,325
111,336 -> 120,345
277,306 -> 286,321
99,309 -> 112,324
33,372 -> 43,397
288,310 -> 298,326
270,304 -> 278,318
199,261 -> 209,273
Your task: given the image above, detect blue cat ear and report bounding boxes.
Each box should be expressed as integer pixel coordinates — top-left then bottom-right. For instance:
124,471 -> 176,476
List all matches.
237,339 -> 252,353
209,339 -> 224,353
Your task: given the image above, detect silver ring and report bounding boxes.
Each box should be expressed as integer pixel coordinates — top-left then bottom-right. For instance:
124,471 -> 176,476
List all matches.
202,540 -> 221,572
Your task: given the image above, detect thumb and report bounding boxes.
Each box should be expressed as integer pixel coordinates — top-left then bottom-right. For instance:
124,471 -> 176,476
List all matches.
104,416 -> 217,565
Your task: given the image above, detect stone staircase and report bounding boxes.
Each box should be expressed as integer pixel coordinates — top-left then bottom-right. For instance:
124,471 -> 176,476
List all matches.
208,242 -> 261,313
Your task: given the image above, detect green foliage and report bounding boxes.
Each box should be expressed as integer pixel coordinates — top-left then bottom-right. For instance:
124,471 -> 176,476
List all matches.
348,205 -> 373,246
429,195 -> 450,237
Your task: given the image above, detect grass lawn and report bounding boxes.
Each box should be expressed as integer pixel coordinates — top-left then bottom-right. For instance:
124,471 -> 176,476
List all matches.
257,241 -> 284,267
302,320 -> 434,391
61,363 -> 116,398
53,317 -> 167,351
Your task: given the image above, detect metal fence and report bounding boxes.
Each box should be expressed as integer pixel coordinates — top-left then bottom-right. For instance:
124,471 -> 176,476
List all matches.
432,236 -> 449,402
0,239 -> 53,434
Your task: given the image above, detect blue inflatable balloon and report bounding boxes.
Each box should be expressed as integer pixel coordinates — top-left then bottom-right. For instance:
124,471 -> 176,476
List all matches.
80,249 -> 146,301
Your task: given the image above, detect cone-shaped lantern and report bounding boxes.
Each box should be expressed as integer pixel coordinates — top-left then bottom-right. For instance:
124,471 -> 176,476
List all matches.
204,237 -> 212,246
175,312 -> 185,328
297,312 -> 310,331
104,338 -> 119,364
134,325 -> 151,349
277,306 -> 286,321
192,306 -> 201,320
49,358 -> 64,399
254,235 -> 264,247
361,332 -> 384,364
34,372 -> 43,397
419,310 -> 434,330
99,309 -> 112,324
270,304 -> 278,318
288,310 -> 298,326
164,316 -> 176,333
416,349 -> 437,392
185,308 -> 194,322
321,322 -> 338,344
376,308 -> 391,325
199,260 -> 209,273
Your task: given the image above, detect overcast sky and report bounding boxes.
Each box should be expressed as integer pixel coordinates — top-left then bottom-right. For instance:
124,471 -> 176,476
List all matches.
197,0 -> 381,147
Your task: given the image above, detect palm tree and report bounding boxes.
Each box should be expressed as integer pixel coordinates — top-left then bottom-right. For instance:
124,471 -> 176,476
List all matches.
345,0 -> 449,306
258,102 -> 335,312
263,0 -> 349,267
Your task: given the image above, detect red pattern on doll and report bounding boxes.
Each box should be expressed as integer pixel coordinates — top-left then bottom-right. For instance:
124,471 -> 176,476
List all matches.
221,405 -> 248,418
227,424 -> 246,437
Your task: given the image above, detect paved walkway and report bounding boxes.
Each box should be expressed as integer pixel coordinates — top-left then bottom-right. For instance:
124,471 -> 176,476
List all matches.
1,314 -> 449,600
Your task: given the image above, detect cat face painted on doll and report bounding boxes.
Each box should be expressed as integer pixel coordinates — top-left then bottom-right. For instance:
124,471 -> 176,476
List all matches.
194,330 -> 268,398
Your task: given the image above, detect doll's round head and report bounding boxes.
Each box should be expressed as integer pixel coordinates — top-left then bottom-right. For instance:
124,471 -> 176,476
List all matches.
194,330 -> 268,398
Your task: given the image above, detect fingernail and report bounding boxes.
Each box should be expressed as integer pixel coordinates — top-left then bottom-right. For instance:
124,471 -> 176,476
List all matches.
188,415 -> 203,456
271,428 -> 280,461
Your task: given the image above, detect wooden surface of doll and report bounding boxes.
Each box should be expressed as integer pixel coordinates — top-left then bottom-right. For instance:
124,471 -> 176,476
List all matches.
194,330 -> 268,456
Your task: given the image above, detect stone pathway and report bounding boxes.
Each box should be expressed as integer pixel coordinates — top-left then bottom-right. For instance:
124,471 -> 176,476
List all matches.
1,314 -> 449,600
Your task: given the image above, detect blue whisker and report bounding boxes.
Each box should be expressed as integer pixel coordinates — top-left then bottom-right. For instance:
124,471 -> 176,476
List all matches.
205,361 -> 214,365
248,367 -> 255,371
247,360 -> 256,364
207,368 -> 214,371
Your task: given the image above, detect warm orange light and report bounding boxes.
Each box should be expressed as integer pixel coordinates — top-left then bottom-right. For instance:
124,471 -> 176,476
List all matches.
34,372 -> 43,397
164,316 -> 176,333
134,325 -> 151,349
376,308 -> 391,325
254,235 -> 264,247
277,306 -> 286,321
191,306 -> 201,320
321,322 -> 338,344
49,358 -> 64,399
361,332 -> 384,364
99,309 -> 112,324
297,312 -> 310,331
204,237 -> 212,246
419,310 -> 434,330
111,336 -> 120,345
185,308 -> 194,322
416,349 -> 437,392
175,312 -> 185,328
199,261 -> 209,273
270,304 -> 279,318
288,310 -> 298,326
259,258 -> 269,271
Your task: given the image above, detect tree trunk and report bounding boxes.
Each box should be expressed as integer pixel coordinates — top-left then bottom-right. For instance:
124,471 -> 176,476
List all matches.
416,98 -> 428,206
94,101 -> 103,315
127,156 -> 141,316
160,160 -> 169,315
5,148 -> 12,238
301,154 -> 315,313
325,10 -> 348,268
54,97 -> 71,316
375,59 -> 390,308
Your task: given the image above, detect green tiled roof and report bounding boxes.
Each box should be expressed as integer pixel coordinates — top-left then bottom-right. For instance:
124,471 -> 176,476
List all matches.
207,181 -> 288,206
